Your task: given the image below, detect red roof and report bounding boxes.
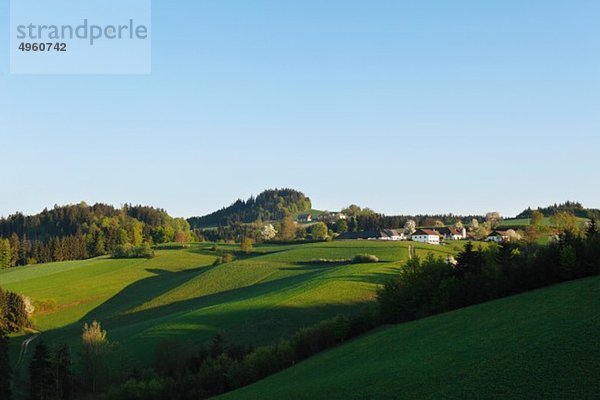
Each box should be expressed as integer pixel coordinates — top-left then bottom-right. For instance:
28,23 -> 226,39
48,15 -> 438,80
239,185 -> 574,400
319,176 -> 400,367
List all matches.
414,229 -> 440,236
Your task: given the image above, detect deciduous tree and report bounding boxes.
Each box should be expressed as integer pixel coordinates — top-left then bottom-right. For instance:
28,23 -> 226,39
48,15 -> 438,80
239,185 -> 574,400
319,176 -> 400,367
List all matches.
80,321 -> 109,393
311,222 -> 328,241
277,216 -> 296,241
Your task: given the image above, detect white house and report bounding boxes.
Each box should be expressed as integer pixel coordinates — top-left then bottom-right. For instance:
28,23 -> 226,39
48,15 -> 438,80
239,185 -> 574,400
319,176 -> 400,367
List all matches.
437,227 -> 467,241
318,212 -> 347,223
411,229 -> 441,245
297,214 -> 312,223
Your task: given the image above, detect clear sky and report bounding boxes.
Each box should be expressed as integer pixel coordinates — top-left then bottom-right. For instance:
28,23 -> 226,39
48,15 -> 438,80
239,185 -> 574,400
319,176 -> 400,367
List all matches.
1,0 -> 599,219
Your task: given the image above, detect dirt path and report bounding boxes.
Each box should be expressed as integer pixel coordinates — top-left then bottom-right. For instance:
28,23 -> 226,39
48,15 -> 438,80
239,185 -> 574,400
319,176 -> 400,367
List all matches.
15,333 -> 40,370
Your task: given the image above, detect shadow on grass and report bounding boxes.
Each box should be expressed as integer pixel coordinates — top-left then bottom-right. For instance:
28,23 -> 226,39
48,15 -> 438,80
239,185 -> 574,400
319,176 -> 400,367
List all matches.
19,253 -> 399,374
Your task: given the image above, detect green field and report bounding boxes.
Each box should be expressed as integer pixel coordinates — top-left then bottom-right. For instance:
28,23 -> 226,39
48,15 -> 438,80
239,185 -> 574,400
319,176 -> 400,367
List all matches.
1,241 -> 460,371
498,216 -> 589,228
220,276 -> 600,400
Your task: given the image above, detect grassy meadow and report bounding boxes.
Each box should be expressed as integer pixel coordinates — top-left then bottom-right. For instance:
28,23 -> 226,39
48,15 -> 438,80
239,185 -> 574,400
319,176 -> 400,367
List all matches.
220,276 -> 600,400
1,240 -> 461,370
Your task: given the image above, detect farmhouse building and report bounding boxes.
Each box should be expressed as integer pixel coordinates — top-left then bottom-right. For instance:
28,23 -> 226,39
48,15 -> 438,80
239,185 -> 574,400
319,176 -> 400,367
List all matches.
336,229 -> 406,241
297,214 -> 312,223
411,229 -> 441,245
318,212 -> 347,223
486,230 -> 511,243
436,227 -> 467,241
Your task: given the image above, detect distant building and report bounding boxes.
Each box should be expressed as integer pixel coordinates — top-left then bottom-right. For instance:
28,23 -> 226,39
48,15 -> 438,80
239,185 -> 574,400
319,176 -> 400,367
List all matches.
379,229 -> 406,241
297,214 -> 313,223
436,227 -> 467,241
318,212 -> 347,223
486,230 -> 511,243
411,229 -> 441,245
336,229 -> 406,241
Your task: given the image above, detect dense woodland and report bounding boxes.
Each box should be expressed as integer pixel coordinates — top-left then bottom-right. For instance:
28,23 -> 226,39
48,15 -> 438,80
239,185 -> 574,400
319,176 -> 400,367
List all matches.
187,189 -> 311,228
0,203 -> 193,268
516,201 -> 600,220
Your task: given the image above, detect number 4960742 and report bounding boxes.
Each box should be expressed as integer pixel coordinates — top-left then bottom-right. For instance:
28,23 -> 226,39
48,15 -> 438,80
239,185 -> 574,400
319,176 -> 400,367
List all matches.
18,42 -> 66,52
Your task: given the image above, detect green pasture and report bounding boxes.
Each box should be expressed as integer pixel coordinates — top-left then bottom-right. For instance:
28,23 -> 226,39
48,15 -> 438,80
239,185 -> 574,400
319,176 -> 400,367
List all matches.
1,240 -> 458,368
221,276 -> 600,400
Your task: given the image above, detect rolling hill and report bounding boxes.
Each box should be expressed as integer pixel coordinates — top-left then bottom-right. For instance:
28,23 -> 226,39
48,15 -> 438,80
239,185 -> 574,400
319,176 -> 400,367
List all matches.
187,188 -> 312,228
2,241 -> 460,374
219,276 -> 600,400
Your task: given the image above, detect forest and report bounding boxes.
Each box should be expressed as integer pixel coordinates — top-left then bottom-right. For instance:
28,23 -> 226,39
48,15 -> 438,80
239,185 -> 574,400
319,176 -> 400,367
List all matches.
187,189 -> 312,228
0,203 -> 193,267
516,201 -> 600,219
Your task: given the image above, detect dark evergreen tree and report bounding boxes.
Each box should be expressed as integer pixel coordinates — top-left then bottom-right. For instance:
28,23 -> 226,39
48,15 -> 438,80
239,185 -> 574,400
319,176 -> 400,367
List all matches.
0,329 -> 11,400
29,341 -> 53,400
586,218 -> 598,238
52,344 -> 73,400
454,241 -> 484,276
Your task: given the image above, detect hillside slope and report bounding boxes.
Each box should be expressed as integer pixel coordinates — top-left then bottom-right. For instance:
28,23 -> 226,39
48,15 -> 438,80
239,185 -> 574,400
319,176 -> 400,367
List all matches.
2,241 -> 458,367
220,276 -> 600,400
187,188 -> 311,228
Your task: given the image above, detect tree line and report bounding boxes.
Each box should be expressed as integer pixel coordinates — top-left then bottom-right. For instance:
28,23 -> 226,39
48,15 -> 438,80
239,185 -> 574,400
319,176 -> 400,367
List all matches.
516,201 -> 600,220
105,311 -> 378,399
0,203 -> 194,268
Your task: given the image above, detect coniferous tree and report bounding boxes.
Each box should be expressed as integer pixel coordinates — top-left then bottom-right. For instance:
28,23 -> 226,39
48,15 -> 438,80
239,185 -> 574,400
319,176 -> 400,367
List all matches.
9,233 -> 20,266
454,241 -> 483,276
0,239 -> 12,269
30,341 -> 53,400
52,344 -> 73,400
587,218 -> 598,238
0,329 -> 11,400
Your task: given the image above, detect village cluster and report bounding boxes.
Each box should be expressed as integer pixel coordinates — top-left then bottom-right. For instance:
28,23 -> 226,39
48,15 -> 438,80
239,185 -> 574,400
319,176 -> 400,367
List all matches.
296,212 -> 514,245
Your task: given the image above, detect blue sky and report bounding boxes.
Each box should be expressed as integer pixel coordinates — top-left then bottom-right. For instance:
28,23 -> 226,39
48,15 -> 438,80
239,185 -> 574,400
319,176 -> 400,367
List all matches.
1,0 -> 599,218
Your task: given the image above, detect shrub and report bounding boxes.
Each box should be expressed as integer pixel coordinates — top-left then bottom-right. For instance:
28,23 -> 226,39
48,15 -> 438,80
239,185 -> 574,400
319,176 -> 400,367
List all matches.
0,288 -> 30,332
240,238 -> 254,254
291,315 -> 351,361
108,373 -> 173,400
305,258 -> 350,264
212,253 -> 235,266
351,254 -> 379,263
152,243 -> 190,250
198,354 -> 234,396
34,299 -> 58,314
112,243 -> 154,259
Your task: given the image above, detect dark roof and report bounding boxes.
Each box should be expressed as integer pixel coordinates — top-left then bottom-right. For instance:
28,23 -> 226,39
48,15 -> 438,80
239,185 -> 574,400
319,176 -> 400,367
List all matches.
336,230 -> 403,240
413,229 -> 440,236
488,230 -> 510,236
436,227 -> 462,235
